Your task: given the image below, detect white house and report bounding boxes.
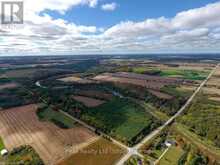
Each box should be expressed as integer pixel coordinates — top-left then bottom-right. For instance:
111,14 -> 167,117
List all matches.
0,149 -> 8,156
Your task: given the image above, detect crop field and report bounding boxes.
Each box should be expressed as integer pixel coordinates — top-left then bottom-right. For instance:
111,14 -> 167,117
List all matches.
206,77 -> 220,87
81,98 -> 160,145
129,61 -> 213,82
93,72 -> 182,90
0,104 -> 97,164
73,95 -> 106,107
132,67 -> 208,80
0,83 -> 17,90
58,138 -> 125,165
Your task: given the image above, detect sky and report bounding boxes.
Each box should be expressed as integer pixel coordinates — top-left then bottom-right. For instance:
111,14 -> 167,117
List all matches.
0,0 -> 220,55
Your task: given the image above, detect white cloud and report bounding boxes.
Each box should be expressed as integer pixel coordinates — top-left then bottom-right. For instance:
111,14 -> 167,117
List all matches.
24,0 -> 99,13
0,1 -> 220,55
101,2 -> 117,11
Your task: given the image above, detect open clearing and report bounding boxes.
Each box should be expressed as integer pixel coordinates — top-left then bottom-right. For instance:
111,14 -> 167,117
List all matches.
75,90 -> 113,100
58,76 -> 93,84
0,104 -> 97,165
148,90 -> 173,100
73,95 -> 106,107
58,138 -> 126,165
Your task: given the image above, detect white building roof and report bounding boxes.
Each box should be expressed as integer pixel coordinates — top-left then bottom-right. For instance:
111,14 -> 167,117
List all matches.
0,149 -> 8,156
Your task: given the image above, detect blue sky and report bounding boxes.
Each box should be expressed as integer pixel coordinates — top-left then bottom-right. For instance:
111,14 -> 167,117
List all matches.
0,0 -> 220,55
44,0 -> 218,28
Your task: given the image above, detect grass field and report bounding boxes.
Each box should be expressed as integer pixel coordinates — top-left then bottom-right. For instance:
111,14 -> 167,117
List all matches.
132,67 -> 208,80
0,137 -> 4,150
159,146 -> 184,165
159,69 -> 208,80
58,138 -> 125,165
81,98 -> 158,144
37,106 -> 76,128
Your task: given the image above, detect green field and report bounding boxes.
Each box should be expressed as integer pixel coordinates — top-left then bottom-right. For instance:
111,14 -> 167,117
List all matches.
37,105 -> 76,129
132,67 -> 208,80
0,137 -> 5,151
81,98 -> 160,145
159,69 -> 208,80
159,146 -> 184,165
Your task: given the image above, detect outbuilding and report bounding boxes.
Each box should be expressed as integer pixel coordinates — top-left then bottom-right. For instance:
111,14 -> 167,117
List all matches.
165,140 -> 176,147
0,149 -> 8,156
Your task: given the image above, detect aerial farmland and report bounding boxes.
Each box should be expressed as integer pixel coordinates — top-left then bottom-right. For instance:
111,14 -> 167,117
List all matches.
0,55 -> 220,165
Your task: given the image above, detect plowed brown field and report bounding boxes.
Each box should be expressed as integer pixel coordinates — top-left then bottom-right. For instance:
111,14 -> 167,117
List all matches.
0,104 -> 97,165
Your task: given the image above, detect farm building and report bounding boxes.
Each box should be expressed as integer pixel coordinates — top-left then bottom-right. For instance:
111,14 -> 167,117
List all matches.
0,149 -> 8,156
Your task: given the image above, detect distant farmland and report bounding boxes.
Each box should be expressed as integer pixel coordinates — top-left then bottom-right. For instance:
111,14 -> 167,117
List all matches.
93,72 -> 182,90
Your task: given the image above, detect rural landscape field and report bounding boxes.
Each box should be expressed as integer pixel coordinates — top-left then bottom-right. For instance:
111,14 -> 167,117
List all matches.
1,0 -> 220,164
0,54 -> 220,165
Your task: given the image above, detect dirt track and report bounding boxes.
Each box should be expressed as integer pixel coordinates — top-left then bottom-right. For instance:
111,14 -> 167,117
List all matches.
0,104 -> 97,165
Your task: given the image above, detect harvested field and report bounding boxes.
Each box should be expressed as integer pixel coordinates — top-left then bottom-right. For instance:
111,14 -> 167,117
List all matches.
94,72 -> 182,90
207,77 -> 220,88
0,83 -> 17,90
0,104 -> 97,165
213,69 -> 220,77
203,87 -> 220,96
94,74 -> 164,89
73,96 -> 105,107
58,138 -> 126,165
111,72 -> 182,84
209,97 -> 220,102
58,76 -> 93,84
76,90 -> 113,100
148,90 -> 173,100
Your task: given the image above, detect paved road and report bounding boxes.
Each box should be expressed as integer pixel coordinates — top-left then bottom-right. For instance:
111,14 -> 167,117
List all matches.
34,63 -> 219,165
116,63 -> 219,165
